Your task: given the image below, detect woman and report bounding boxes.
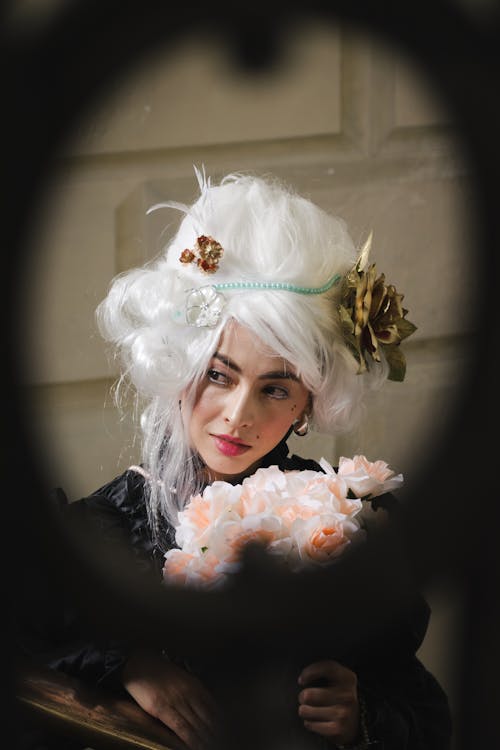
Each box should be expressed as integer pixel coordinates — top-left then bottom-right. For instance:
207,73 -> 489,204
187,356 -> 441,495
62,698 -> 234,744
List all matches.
17,171 -> 452,750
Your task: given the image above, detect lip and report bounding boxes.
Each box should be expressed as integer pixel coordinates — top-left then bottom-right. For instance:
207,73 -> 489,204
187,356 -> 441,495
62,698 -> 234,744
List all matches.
212,434 -> 251,457
216,434 -> 250,446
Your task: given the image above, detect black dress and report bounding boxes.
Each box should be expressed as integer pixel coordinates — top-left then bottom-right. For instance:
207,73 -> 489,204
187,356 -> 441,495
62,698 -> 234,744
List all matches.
14,440 -> 453,749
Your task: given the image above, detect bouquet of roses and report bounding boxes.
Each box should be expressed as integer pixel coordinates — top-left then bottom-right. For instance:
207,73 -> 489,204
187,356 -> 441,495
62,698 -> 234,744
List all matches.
163,455 -> 403,589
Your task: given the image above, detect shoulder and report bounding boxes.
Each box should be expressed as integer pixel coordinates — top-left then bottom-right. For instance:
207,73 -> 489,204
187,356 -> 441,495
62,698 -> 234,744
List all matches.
56,467 -> 161,565
60,468 -> 150,539
82,467 -> 148,514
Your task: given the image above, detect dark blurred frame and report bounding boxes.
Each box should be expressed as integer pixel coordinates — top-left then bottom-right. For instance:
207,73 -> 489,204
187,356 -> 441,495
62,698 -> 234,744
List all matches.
2,1 -> 500,748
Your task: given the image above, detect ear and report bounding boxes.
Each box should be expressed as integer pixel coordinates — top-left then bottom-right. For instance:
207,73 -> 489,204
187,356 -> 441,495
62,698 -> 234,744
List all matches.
293,413 -> 309,437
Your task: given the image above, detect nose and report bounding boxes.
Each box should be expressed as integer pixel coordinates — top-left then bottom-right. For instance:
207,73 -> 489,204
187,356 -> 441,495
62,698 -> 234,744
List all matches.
223,386 -> 254,428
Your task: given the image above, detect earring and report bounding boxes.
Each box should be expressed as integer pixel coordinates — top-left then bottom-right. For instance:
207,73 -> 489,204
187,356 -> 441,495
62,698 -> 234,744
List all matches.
293,414 -> 309,437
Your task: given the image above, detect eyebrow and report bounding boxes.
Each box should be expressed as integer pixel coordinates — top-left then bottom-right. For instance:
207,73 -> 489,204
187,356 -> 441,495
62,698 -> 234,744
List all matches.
213,352 -> 300,381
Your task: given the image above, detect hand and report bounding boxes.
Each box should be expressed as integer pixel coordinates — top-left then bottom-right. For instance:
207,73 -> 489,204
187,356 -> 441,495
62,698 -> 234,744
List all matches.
298,660 -> 360,745
122,647 -> 218,750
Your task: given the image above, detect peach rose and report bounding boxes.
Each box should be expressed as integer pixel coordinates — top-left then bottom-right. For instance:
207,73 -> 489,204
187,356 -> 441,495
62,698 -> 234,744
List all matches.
162,548 -> 223,587
240,487 -> 281,517
336,455 -> 403,498
293,514 -> 362,566
302,474 -> 362,516
176,481 -> 243,554
242,464 -> 288,492
276,501 -> 320,526
221,512 -> 290,562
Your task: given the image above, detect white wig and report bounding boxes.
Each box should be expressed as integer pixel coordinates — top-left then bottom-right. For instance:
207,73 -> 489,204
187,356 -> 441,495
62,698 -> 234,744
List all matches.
97,169 -> 388,545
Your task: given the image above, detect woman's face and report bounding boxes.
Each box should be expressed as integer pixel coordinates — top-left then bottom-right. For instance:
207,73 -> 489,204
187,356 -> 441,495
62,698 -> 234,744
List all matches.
186,321 -> 310,482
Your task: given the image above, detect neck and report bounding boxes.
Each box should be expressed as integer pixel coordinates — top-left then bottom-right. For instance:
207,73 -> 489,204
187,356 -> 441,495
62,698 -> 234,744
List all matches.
201,458 -> 263,486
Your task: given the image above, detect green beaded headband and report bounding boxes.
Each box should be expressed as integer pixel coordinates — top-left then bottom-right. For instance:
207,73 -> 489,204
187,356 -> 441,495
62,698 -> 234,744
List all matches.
212,275 -> 341,295
184,275 -> 341,328
178,234 -> 342,328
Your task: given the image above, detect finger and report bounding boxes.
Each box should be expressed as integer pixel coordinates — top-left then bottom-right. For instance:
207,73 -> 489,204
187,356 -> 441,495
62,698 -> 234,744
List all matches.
300,701 -> 360,746
187,697 -> 218,740
191,684 -> 220,720
299,660 -> 349,686
298,686 -> 337,706
299,686 -> 358,708
298,703 -> 341,721
190,698 -> 216,729
186,683 -> 221,732
168,674 -> 218,733
156,706 -> 206,750
179,671 -> 219,712
150,690 -> 212,749
176,697 -> 216,744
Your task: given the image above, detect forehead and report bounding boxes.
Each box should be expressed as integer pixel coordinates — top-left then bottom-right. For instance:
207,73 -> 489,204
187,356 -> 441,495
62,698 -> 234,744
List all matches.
216,321 -> 295,373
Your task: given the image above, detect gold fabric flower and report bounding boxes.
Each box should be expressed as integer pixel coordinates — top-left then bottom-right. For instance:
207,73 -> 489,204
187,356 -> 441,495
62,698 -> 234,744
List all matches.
339,235 -> 417,381
179,235 -> 224,274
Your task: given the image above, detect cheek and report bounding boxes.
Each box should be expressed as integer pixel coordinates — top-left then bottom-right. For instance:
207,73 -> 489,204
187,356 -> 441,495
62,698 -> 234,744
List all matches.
258,410 -> 295,440
190,387 -> 223,426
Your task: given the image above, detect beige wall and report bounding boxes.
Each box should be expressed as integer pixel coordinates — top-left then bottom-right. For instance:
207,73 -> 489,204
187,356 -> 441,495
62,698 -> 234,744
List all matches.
24,23 -> 472,733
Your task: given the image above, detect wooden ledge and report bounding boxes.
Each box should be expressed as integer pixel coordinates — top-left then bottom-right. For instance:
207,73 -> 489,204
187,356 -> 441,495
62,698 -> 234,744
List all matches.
14,658 -> 185,750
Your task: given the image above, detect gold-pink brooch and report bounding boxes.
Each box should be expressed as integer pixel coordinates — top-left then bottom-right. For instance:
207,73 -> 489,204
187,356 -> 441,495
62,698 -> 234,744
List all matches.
179,235 -> 224,274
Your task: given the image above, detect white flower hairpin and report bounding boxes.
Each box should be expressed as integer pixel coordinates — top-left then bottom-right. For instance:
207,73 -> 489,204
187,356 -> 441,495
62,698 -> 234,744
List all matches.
185,286 -> 226,328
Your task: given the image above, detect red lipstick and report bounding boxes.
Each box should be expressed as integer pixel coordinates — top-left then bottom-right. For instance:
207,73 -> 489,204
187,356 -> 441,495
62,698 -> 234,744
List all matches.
213,434 -> 251,457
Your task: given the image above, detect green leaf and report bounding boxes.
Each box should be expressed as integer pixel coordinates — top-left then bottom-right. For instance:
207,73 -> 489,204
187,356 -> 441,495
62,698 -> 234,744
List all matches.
397,317 -> 417,341
201,546 -> 208,553
338,304 -> 355,335
384,345 -> 406,382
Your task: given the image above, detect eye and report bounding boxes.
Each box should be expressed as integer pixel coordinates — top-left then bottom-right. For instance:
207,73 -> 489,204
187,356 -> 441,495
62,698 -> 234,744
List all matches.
207,368 -> 231,386
263,384 -> 289,400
